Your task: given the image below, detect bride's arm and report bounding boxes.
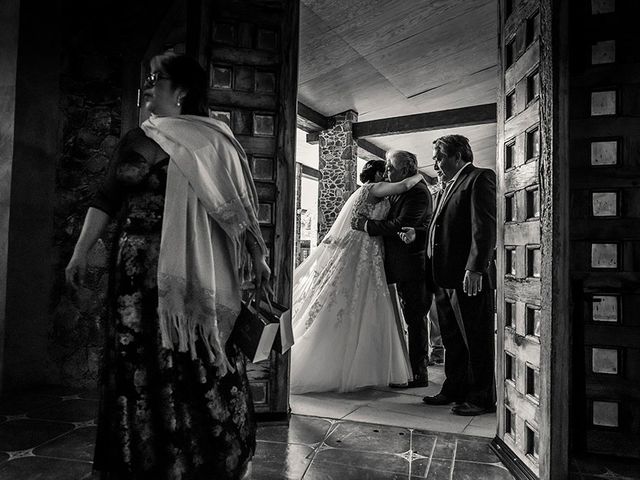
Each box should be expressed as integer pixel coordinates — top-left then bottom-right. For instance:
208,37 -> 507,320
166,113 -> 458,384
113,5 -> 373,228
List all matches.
369,173 -> 423,198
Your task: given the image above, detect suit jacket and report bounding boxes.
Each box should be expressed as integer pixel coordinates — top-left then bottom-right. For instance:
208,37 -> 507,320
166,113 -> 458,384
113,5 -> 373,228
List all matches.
428,165 -> 496,289
366,181 -> 432,283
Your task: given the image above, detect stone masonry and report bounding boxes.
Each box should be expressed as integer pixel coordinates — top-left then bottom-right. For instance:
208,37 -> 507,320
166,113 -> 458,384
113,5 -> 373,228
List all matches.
317,110 -> 358,241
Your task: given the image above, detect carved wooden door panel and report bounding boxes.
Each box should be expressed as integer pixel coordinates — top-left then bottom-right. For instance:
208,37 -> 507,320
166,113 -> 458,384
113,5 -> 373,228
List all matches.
569,0 -> 640,460
191,0 -> 298,417
494,1 -> 570,479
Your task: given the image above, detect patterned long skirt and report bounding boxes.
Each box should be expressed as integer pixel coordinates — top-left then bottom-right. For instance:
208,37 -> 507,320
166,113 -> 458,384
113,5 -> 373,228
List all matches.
93,232 -> 256,480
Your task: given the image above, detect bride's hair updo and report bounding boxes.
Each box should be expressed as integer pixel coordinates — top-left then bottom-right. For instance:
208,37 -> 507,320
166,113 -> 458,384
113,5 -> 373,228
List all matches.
360,160 -> 386,183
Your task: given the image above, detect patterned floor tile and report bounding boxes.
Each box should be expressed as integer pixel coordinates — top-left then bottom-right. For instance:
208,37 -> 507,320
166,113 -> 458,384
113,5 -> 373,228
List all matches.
0,393 -> 62,416
27,399 -> 98,423
313,447 -> 410,475
324,421 -> 410,453
452,460 -> 515,479
0,419 -> 73,451
304,460 -> 408,480
253,442 -> 315,479
257,415 -> 333,445
0,456 -> 92,480
34,427 -> 97,462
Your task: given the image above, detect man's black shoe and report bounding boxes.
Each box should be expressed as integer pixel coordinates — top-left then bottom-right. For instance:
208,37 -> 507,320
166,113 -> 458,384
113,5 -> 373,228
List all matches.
450,402 -> 497,416
406,378 -> 429,388
422,393 -> 456,405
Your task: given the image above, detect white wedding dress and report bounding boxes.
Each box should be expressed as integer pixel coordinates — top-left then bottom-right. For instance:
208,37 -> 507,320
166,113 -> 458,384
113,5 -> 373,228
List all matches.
290,183 -> 413,394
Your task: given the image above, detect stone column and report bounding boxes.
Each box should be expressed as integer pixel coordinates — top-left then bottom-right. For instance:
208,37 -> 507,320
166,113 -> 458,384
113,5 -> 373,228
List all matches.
317,110 -> 358,241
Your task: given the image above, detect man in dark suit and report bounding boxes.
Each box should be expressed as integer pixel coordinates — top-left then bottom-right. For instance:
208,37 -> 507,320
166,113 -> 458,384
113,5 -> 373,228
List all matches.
401,135 -> 496,415
352,150 -> 433,387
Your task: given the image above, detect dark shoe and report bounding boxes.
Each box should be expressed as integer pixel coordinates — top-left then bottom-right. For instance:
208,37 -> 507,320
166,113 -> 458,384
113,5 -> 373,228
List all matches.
389,382 -> 409,389
407,378 -> 429,388
422,393 -> 456,405
450,402 -> 497,416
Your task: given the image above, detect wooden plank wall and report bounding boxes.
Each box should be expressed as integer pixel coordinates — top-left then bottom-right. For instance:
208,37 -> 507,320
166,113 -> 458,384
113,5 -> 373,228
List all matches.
569,0 -> 640,460
205,0 -> 298,416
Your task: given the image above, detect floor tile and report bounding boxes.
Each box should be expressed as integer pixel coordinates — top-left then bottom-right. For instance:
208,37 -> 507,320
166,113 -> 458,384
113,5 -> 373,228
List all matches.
34,427 -> 97,462
412,457 -> 452,479
0,456 -> 92,480
454,437 -> 499,464
252,441 -> 314,479
304,460 -> 408,479
0,393 -> 62,416
290,394 -> 365,419
257,415 -> 332,445
452,460 -> 515,479
324,421 -> 410,454
0,419 -> 73,451
459,425 -> 495,438
342,406 -> 470,434
27,399 -> 97,423
313,447 -> 409,475
410,433 -> 437,458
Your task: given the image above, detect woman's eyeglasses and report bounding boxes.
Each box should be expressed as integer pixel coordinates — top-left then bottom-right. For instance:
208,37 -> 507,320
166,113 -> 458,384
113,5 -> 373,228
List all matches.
144,72 -> 171,87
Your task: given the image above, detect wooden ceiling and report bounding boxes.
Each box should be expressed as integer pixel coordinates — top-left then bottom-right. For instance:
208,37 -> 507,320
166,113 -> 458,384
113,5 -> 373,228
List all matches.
298,0 -> 499,174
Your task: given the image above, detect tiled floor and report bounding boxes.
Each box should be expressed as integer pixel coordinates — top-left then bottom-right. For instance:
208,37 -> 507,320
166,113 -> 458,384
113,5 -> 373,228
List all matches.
290,365 -> 496,438
1,384 -> 637,479
0,383 -> 510,480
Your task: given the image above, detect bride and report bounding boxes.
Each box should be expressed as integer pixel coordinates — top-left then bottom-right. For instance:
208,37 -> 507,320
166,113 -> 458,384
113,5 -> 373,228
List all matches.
290,159 -> 424,394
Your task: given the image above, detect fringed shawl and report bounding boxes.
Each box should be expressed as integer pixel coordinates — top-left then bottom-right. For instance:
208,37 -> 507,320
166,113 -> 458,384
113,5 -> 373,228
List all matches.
141,115 -> 266,375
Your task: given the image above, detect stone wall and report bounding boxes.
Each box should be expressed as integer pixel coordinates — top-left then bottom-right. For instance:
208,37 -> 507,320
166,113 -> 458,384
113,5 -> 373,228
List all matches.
317,110 -> 358,240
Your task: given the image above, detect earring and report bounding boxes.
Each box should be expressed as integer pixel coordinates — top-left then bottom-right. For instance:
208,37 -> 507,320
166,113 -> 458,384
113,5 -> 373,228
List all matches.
177,97 -> 183,107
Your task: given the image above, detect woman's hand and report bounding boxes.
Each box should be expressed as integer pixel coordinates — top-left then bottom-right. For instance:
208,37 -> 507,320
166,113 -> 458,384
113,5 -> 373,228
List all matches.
398,227 -> 416,244
65,252 -> 88,290
253,255 -> 272,293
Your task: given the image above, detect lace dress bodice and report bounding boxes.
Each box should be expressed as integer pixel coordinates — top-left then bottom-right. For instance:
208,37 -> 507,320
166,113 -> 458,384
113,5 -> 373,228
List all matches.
351,183 -> 390,222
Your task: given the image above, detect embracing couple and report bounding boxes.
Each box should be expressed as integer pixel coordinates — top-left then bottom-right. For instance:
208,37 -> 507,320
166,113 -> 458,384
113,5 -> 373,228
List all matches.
290,134 -> 497,417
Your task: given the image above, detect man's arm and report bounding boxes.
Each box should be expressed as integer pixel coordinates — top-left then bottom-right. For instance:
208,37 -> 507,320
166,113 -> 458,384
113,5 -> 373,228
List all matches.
466,169 -> 497,273
365,186 -> 431,237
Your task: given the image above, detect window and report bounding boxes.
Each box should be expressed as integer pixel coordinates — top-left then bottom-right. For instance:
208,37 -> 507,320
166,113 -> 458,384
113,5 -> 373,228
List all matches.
525,12 -> 540,47
506,91 -> 516,119
505,140 -> 516,170
505,194 -> 515,222
505,247 -> 516,276
505,301 -> 515,328
526,305 -> 541,336
527,246 -> 541,278
526,70 -> 540,103
526,127 -> 540,161
526,187 -> 540,219
505,353 -> 516,382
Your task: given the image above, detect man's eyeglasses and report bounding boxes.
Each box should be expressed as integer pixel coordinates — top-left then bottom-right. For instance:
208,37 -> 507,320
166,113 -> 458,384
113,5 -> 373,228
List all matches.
144,72 -> 171,87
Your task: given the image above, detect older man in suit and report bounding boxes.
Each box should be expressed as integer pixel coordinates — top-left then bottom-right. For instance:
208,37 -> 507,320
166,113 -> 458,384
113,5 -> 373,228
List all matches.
352,150 -> 433,387
402,135 -> 496,415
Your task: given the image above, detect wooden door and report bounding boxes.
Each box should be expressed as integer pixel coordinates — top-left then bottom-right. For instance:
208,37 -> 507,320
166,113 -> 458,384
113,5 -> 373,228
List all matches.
493,1 -> 570,479
569,0 -> 640,460
189,0 -> 299,417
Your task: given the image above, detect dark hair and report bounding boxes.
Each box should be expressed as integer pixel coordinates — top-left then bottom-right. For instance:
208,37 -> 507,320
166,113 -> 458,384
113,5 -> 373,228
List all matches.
360,160 -> 386,183
433,135 -> 474,164
150,53 -> 208,116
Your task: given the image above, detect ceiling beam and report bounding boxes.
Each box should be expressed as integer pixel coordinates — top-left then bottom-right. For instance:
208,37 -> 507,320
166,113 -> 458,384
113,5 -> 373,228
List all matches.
297,102 -> 328,132
352,103 -> 497,138
356,139 -> 386,160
